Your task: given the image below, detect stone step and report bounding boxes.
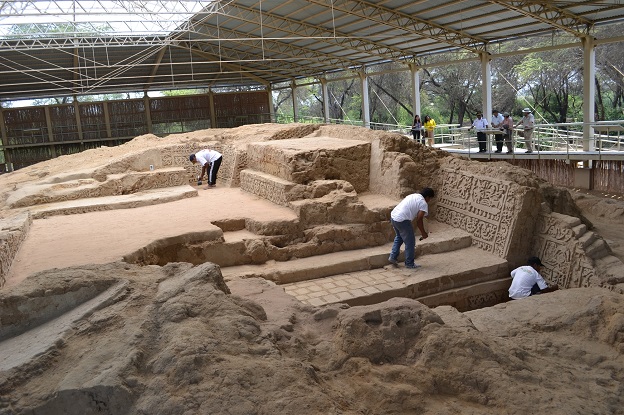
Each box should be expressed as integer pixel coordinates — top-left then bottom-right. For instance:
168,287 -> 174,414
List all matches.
280,246 -> 509,309
571,223 -> 587,238
28,185 -> 198,219
221,226 -> 473,284
578,230 -> 598,249
7,167 -> 190,209
595,255 -> 624,283
585,238 -> 611,260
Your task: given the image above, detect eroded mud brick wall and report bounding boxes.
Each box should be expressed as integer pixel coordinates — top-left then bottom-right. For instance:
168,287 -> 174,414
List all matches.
245,137 -> 371,193
0,213 -> 31,288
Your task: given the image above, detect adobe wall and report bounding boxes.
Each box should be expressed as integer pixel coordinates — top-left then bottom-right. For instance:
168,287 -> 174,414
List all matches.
0,213 -> 31,288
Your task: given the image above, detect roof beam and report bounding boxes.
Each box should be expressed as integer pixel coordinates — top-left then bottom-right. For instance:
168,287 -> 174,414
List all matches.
486,1 -> 593,37
305,0 -> 488,54
210,2 -> 415,63
187,24 -> 362,70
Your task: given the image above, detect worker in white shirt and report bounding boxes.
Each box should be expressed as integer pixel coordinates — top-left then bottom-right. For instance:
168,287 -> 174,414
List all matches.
189,149 -> 223,189
470,112 -> 489,153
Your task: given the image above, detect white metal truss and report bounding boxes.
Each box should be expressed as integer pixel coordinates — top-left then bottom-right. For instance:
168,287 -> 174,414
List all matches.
0,0 -> 623,101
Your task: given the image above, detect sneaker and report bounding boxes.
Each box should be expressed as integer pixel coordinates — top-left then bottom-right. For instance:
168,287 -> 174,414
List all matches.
405,264 -> 421,269
388,257 -> 398,266
506,151 -> 513,154
494,150 -> 502,153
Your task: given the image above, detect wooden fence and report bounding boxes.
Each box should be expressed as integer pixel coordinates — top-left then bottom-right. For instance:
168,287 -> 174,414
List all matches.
0,90 -> 271,171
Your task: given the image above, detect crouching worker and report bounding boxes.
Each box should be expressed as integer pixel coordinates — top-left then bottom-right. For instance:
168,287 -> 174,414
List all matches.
190,149 -> 223,189
508,256 -> 559,300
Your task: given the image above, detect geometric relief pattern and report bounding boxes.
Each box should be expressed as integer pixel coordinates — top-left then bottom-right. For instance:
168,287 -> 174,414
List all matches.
436,169 -> 518,258
466,290 -> 506,310
239,170 -> 291,207
532,213 -> 595,289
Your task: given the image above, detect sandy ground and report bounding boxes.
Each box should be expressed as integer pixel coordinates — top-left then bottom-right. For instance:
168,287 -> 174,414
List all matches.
6,187 -> 297,287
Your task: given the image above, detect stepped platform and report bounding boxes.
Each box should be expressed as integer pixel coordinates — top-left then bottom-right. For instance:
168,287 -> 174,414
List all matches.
280,246 -> 509,310
224,222 -> 511,311
27,185 -> 198,219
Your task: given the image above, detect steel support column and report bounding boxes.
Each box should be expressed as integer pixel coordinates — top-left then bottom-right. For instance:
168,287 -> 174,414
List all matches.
360,70 -> 370,129
582,36 -> 596,151
321,78 -> 330,123
409,63 -> 421,119
480,52 -> 492,120
291,81 -> 298,123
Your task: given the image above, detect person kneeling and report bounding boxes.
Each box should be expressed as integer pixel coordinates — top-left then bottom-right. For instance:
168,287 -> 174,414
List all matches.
508,256 -> 558,300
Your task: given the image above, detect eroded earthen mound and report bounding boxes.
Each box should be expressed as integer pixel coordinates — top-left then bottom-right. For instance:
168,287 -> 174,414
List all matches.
1,263 -> 623,414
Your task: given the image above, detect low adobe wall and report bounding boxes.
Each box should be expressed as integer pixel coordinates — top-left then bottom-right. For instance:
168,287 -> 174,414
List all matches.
0,213 -> 31,288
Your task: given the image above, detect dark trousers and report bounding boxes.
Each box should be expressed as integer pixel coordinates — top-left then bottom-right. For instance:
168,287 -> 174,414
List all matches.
495,135 -> 504,152
208,156 -> 222,185
411,129 -> 422,143
477,131 -> 487,152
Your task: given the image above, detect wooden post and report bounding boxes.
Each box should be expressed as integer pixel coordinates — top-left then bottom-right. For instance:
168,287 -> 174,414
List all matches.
44,106 -> 58,158
103,101 -> 112,139
73,98 -> 84,149
0,107 -> 12,171
209,90 -> 216,128
144,93 -> 153,134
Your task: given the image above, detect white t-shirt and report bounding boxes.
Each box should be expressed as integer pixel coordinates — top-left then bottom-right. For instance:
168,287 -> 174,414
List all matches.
390,193 -> 429,222
195,149 -> 222,166
508,265 -> 548,299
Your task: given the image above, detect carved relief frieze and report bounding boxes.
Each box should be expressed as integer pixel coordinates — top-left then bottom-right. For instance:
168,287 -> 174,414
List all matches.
533,213 -> 595,289
240,170 -> 290,206
436,169 -> 519,258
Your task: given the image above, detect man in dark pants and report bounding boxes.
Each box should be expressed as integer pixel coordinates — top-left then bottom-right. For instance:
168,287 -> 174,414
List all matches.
388,187 -> 435,269
470,112 -> 489,153
190,149 -> 223,189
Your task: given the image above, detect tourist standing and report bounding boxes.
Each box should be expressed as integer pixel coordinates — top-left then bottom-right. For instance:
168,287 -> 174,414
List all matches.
501,112 -> 514,153
388,188 -> 435,269
491,109 -> 505,153
423,115 -> 436,147
411,114 -> 423,144
516,108 -> 536,153
470,112 -> 489,153
190,148 -> 223,189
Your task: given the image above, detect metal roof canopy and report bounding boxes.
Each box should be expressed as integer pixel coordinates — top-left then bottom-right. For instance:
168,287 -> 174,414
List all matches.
1,0 -> 623,102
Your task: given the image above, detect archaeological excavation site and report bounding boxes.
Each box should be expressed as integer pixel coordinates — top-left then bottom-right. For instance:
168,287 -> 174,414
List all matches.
1,123 -> 623,415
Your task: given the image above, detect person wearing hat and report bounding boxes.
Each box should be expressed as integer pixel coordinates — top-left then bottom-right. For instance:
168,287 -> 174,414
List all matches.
515,108 -> 536,153
508,256 -> 559,299
189,148 -> 223,189
491,109 -> 505,153
470,112 -> 489,152
501,112 -> 514,153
